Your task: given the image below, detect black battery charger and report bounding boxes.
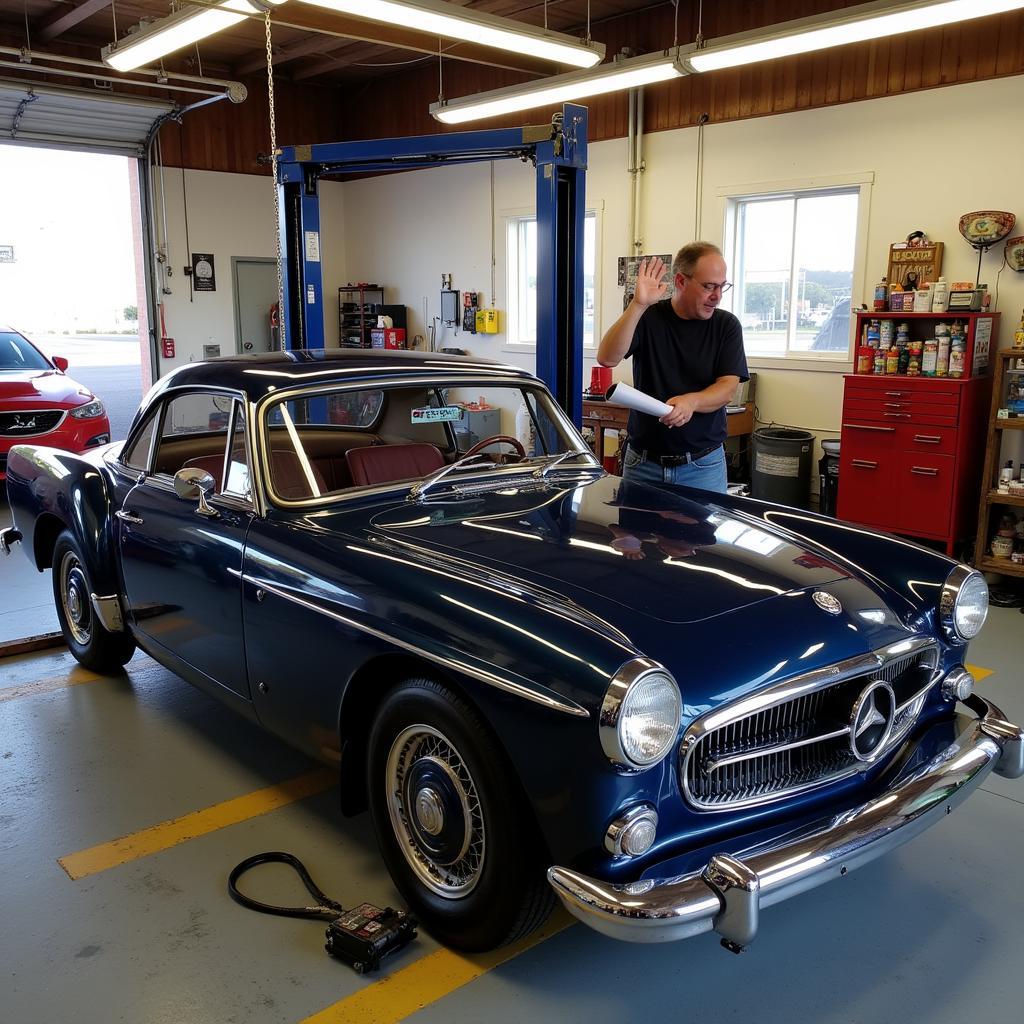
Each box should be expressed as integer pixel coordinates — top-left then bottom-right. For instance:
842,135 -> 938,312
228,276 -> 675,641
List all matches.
228,851 -> 417,973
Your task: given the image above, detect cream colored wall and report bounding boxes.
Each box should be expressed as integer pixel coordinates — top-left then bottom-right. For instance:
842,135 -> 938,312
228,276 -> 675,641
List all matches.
335,74 -> 1024,486
152,168 -> 346,374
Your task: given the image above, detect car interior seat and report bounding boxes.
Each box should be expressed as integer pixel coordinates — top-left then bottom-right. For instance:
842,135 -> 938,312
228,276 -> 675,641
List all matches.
345,443 -> 445,487
271,448 -> 327,499
181,454 -> 225,491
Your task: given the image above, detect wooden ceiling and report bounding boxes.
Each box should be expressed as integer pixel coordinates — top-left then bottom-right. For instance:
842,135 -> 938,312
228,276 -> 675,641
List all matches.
1,1 -> 665,88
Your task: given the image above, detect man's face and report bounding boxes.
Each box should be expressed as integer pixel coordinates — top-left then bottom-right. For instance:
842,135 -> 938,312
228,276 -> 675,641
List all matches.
675,254 -> 729,320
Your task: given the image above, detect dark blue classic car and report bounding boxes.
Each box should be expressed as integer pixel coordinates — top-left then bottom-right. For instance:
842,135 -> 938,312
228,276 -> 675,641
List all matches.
3,350 -> 1021,952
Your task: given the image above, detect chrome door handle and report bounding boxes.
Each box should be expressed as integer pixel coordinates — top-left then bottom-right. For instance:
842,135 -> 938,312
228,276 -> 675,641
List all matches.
115,509 -> 144,525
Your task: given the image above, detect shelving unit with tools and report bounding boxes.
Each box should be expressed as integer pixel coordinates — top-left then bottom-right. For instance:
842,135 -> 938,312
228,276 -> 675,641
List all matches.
338,284 -> 385,348
973,349 -> 1024,578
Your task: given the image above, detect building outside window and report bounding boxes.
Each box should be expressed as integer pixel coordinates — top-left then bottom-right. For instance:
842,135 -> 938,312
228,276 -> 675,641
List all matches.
726,186 -> 863,361
506,212 -> 598,347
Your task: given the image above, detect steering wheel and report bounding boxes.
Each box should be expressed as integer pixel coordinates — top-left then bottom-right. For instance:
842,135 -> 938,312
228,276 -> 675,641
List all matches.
462,434 -> 526,461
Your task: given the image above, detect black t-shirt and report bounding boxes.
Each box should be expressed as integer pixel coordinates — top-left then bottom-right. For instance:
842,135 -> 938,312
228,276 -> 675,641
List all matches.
625,301 -> 749,456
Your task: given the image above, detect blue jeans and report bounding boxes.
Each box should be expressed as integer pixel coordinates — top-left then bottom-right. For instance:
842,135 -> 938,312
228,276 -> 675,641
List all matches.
622,443 -> 728,493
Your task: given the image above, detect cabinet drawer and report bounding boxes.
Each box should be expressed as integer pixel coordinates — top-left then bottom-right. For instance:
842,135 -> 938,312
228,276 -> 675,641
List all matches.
896,425 -> 959,455
837,447 -> 895,527
893,453 -> 955,536
842,398 -> 958,427
844,376 -> 961,403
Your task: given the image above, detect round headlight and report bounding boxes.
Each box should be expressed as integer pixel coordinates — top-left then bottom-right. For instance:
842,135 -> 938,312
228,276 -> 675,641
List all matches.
601,659 -> 682,771
940,566 -> 988,641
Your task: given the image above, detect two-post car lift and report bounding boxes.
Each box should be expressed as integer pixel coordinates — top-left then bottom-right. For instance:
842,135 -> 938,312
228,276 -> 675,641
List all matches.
275,103 -> 588,425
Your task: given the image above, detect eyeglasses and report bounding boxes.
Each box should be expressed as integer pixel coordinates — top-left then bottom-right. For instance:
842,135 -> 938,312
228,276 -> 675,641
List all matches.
681,273 -> 733,294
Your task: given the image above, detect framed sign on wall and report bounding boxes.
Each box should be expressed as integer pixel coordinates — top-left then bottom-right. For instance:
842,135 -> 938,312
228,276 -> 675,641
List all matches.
887,241 -> 943,290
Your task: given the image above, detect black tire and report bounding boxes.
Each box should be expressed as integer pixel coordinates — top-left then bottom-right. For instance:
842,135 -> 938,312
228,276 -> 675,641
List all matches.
367,678 -> 554,951
52,530 -> 135,672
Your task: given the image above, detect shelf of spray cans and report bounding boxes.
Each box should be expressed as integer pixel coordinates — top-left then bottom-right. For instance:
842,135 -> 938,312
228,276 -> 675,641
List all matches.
853,311 -> 997,380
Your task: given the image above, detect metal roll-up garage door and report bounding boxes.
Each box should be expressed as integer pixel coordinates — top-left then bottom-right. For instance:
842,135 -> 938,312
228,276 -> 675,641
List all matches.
0,78 -> 172,156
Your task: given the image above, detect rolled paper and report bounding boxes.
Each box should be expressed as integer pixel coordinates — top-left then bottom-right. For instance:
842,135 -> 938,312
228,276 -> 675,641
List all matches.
606,381 -> 673,417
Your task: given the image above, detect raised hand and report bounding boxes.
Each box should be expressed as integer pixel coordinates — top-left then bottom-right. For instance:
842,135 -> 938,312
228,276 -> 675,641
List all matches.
633,257 -> 669,308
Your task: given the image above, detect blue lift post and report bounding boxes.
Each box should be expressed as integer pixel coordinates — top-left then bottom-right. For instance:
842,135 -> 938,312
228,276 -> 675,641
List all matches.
275,103 -> 588,425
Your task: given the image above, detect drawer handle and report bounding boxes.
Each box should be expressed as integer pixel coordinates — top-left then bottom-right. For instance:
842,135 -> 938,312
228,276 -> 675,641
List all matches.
911,466 -> 939,476
884,412 -> 911,418
851,459 -> 878,469
883,402 -> 907,408
884,391 -> 907,397
842,423 -> 896,432
913,434 -> 941,444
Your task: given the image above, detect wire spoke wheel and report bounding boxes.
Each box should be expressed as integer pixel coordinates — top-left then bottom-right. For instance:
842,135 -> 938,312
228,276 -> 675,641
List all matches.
59,549 -> 93,647
386,724 -> 486,897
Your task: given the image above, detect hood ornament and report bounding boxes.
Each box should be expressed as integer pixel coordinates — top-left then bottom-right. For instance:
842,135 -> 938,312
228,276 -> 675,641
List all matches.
812,591 -> 842,616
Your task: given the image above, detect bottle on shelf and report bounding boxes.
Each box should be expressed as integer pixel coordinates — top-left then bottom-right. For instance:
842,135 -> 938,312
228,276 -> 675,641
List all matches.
1014,310 -> 1024,351
922,339 -> 938,377
886,346 -> 899,375
873,279 -> 888,312
999,460 -> 1014,492
935,323 -> 951,377
932,276 -> 949,313
913,284 -> 932,312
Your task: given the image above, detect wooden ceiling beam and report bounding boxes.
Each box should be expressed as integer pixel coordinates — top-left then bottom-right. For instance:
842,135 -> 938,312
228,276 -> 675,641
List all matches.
38,0 -> 113,43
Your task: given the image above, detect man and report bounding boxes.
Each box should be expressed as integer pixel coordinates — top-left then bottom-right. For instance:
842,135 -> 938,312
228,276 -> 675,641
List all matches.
597,242 -> 748,492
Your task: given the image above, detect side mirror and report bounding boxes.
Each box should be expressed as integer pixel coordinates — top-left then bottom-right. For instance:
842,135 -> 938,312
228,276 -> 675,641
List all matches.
52,356 -> 69,372
173,467 -> 218,517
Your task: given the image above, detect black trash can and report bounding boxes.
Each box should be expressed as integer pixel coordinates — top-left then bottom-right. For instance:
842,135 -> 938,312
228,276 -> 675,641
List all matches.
818,438 -> 841,517
751,428 -> 814,508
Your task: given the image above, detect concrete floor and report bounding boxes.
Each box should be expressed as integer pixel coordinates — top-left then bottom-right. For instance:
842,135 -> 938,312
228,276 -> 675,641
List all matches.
1,605 -> 1022,1022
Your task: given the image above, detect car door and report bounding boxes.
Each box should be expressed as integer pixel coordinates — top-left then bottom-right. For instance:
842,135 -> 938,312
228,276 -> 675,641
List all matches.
117,391 -> 253,700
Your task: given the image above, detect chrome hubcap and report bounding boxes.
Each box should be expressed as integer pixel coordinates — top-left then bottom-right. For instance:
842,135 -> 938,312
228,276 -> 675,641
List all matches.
414,787 -> 444,836
386,724 -> 485,897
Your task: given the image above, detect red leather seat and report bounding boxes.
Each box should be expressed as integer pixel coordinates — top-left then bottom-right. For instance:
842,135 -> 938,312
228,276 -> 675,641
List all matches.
346,443 -> 445,487
271,449 -> 327,499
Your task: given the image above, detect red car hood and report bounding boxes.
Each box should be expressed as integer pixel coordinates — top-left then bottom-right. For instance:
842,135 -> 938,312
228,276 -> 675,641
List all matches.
0,369 -> 92,406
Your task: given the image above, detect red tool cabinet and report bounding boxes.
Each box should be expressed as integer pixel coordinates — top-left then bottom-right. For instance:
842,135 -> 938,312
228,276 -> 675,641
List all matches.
838,374 -> 992,554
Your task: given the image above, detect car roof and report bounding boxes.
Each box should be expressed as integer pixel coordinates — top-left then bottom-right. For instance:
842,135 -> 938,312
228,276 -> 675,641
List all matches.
150,347 -> 538,405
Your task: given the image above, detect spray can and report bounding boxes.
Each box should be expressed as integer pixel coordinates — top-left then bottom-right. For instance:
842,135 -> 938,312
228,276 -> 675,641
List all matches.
922,340 -> 938,376
867,320 -> 881,347
873,279 -> 889,312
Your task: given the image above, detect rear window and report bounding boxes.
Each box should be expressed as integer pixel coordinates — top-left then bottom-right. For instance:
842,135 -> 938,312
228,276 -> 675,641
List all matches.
0,331 -> 50,371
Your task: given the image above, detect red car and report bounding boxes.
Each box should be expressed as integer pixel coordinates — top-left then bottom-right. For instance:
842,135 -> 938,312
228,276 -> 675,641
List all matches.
0,326 -> 110,480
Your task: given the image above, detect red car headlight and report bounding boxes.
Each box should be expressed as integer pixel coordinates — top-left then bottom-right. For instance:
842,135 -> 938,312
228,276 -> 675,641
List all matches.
70,399 -> 105,420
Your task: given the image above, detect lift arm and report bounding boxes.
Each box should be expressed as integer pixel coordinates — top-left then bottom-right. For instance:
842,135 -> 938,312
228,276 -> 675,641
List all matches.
276,104 -> 588,424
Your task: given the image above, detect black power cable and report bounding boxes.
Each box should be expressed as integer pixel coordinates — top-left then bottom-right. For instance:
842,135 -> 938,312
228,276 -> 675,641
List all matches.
228,851 -> 418,972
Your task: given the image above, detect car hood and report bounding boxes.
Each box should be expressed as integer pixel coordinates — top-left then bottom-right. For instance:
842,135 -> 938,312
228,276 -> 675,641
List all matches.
357,474 -> 854,626
0,368 -> 91,406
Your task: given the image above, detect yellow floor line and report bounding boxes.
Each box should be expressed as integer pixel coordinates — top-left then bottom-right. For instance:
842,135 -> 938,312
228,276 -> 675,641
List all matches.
301,908 -> 574,1024
0,654 -> 162,703
966,663 -> 994,682
58,767 -> 336,880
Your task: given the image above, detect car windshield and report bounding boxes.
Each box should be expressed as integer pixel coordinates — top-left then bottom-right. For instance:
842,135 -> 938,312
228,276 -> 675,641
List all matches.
262,380 -> 591,501
0,331 -> 50,371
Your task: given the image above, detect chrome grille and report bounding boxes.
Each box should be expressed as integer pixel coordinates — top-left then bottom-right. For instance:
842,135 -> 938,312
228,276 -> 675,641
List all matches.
0,409 -> 65,436
681,641 -> 939,810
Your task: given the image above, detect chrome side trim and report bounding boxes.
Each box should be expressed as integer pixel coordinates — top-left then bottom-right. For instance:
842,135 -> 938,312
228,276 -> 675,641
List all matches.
679,637 -> 939,811
89,593 -> 125,633
548,695 -> 1021,945
242,573 -> 589,719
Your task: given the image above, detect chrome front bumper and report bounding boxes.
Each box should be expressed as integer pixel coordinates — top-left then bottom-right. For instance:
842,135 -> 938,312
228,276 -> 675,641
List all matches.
548,694 -> 1023,948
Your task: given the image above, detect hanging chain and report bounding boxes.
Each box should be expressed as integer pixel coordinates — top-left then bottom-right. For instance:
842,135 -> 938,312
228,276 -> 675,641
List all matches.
265,10 -> 285,348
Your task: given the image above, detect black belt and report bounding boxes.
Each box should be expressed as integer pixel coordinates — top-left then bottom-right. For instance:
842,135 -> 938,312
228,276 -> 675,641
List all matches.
630,443 -> 721,467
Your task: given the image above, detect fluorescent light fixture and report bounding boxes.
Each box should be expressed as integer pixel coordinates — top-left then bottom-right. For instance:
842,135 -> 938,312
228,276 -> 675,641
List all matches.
685,0 -> 1024,73
430,50 -> 686,125
102,1 -> 289,73
299,0 -> 603,68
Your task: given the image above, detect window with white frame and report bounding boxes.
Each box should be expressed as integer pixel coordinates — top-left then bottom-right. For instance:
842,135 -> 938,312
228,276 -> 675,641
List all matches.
506,212 -> 597,346
727,186 -> 862,360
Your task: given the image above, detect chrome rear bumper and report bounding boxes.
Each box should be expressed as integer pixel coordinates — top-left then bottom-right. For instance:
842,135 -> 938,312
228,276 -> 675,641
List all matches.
548,694 -> 1023,948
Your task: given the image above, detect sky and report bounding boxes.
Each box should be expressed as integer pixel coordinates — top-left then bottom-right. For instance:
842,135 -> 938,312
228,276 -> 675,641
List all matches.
0,144 -> 138,332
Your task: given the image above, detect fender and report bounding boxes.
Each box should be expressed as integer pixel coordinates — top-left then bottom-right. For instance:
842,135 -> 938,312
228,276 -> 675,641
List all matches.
6,444 -> 122,597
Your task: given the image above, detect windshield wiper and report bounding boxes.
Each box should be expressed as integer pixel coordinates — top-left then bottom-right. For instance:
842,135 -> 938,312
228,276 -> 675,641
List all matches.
531,450 -> 599,478
408,452 -> 494,501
